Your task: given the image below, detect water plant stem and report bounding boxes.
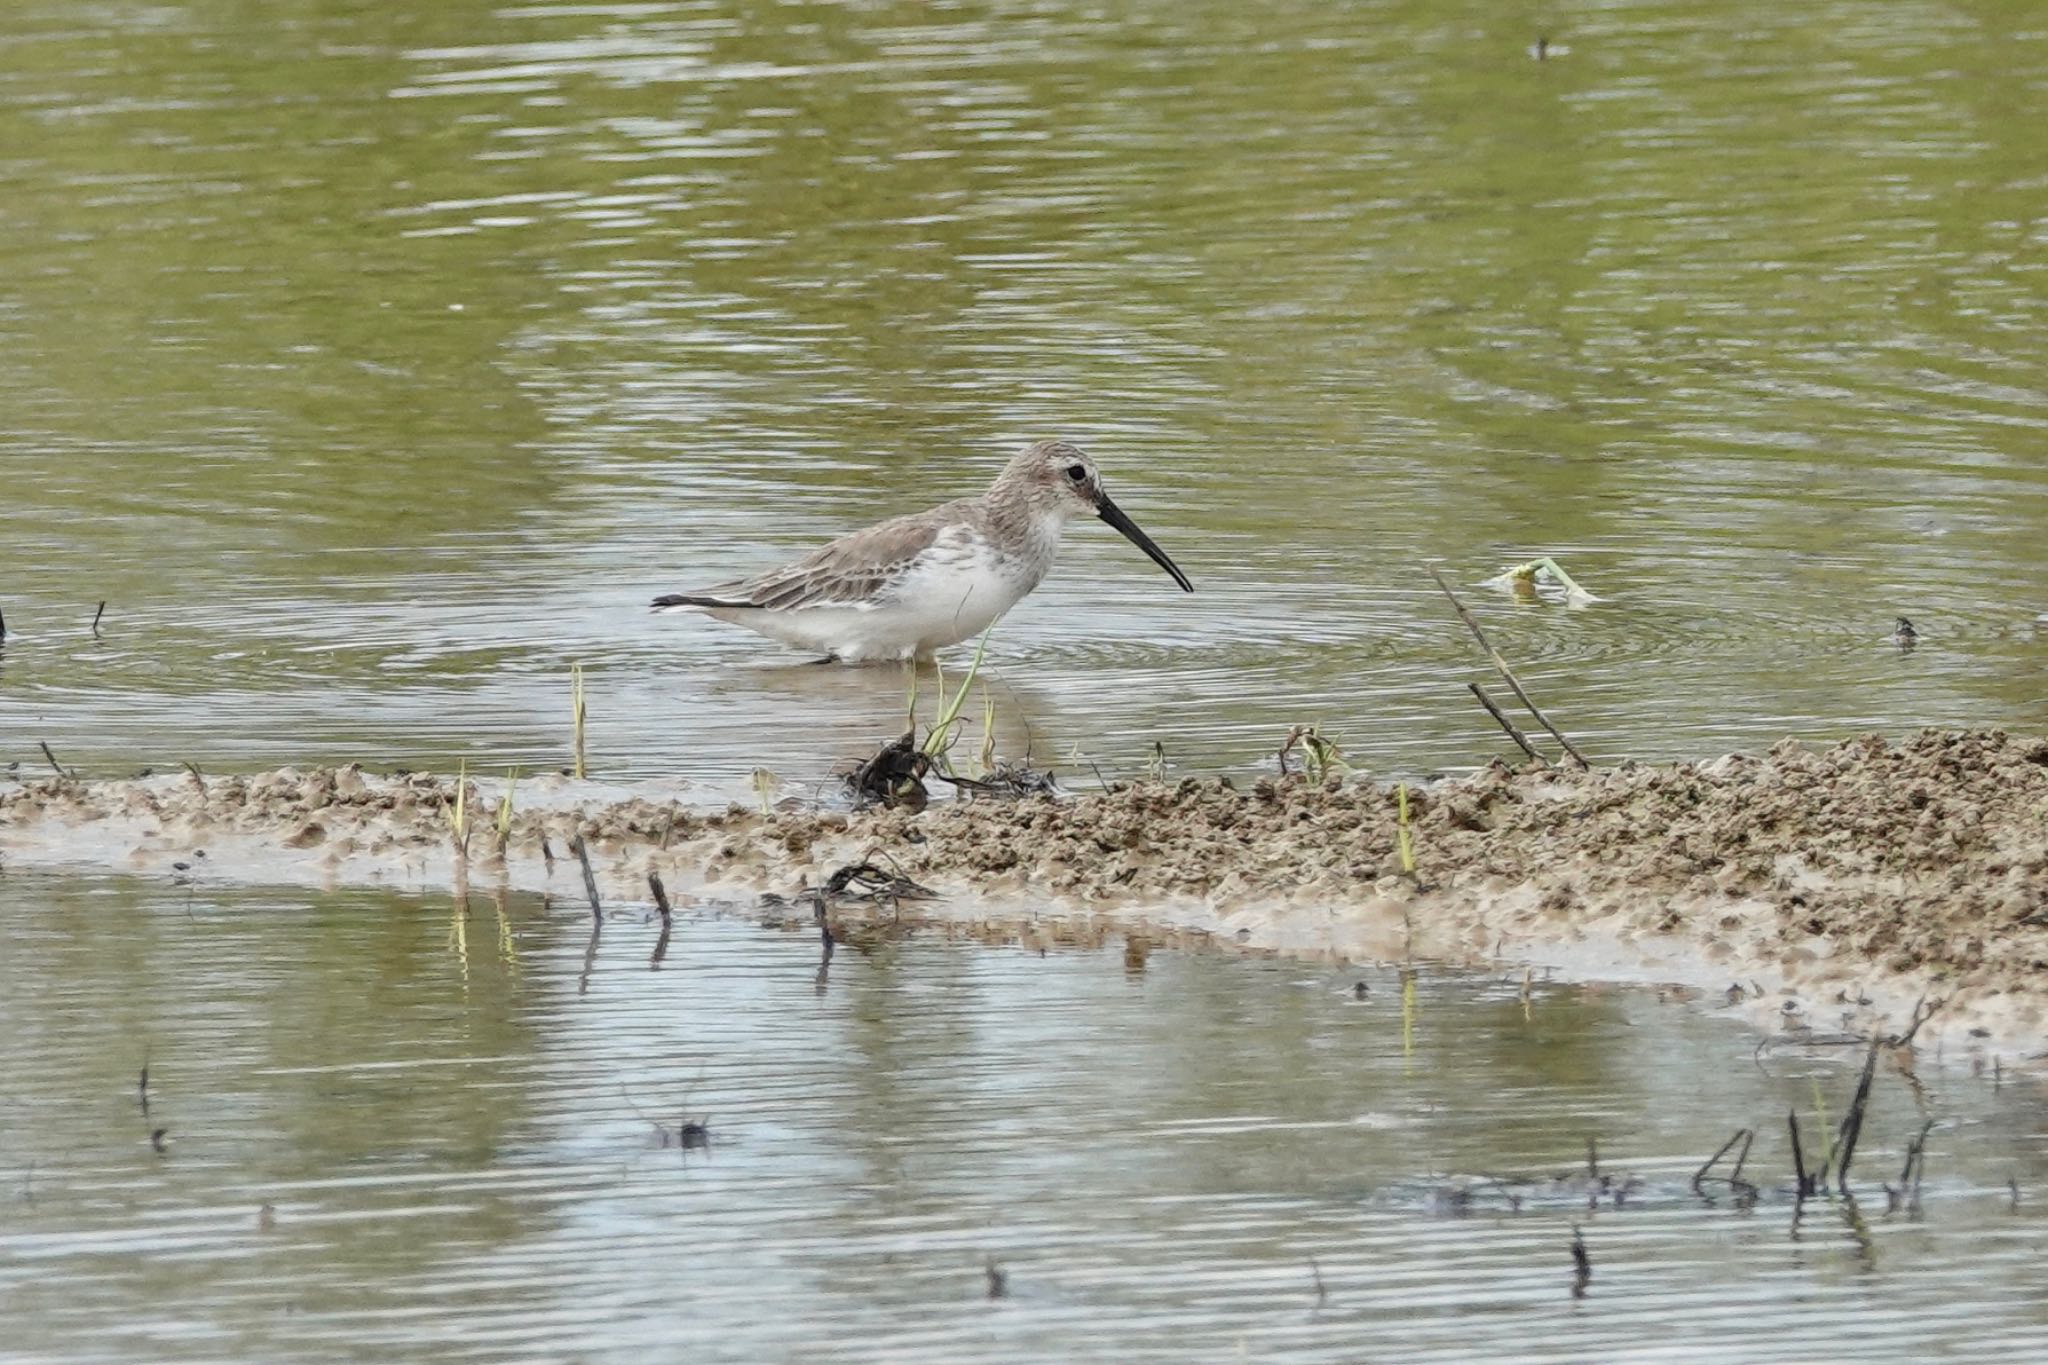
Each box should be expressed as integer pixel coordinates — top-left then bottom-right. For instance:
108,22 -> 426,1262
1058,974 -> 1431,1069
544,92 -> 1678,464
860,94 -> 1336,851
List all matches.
495,768 -> 518,854
447,758 -> 469,857
1396,783 -> 1417,878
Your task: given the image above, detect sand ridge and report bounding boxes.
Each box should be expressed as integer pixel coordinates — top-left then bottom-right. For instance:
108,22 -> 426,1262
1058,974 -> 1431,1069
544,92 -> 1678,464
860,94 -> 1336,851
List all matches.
3,728 -> 2045,1052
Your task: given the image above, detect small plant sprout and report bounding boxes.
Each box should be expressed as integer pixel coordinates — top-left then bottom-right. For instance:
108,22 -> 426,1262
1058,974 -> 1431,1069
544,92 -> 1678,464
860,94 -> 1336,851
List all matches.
1396,783 -> 1417,879
447,759 -> 471,858
1144,741 -> 1167,782
571,663 -> 588,779
1482,556 -> 1600,605
751,767 -> 779,816
977,683 -> 997,778
919,628 -> 992,769
495,768 -> 519,853
1279,725 -> 1349,784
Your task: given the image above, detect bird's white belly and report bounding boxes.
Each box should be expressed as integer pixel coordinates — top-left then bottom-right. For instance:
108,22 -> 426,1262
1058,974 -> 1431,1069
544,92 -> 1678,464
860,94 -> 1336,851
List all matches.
712,553 -> 1034,662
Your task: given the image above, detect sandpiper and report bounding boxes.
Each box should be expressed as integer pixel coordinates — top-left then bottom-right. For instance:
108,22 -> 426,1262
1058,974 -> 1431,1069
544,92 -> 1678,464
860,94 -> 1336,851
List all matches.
652,438 -> 1192,662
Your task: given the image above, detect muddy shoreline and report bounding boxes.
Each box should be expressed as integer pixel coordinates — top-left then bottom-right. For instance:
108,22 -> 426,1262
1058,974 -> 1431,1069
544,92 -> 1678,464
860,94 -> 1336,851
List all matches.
4,729 -> 2046,1054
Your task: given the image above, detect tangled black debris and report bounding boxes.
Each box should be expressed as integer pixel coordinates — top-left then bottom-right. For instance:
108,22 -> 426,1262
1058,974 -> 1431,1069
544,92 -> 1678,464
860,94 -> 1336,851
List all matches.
937,760 -> 1058,799
847,732 -> 932,810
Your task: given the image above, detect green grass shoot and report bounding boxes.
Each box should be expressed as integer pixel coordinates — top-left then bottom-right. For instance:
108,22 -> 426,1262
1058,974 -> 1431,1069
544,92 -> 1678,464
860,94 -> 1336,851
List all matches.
447,758 -> 470,856
920,628 -> 992,766
1396,782 -> 1416,878
751,767 -> 777,816
977,683 -> 997,777
1280,724 -> 1350,784
495,768 -> 518,852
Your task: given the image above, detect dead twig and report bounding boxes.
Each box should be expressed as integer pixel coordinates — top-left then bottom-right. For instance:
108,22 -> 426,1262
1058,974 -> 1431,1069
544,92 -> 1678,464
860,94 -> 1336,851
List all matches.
1569,1225 -> 1591,1298
934,760 -> 1058,799
648,873 -> 673,969
1730,1128 -> 1755,1187
803,860 -> 938,914
38,741 -> 70,779
1886,995 -> 1945,1049
1430,566 -> 1589,767
91,601 -> 106,637
1789,1109 -> 1812,1198
1692,1128 -> 1752,1191
1469,683 -> 1553,766
1833,1034 -> 1882,1193
570,835 -> 602,923
1888,1119 -> 1935,1212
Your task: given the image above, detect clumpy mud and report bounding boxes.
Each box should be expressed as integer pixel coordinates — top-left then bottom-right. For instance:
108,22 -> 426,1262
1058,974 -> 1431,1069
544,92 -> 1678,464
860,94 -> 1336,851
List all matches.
4,729 -> 2046,1051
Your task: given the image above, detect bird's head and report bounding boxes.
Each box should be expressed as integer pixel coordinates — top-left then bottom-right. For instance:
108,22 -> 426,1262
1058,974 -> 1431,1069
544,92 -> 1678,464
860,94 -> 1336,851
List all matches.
994,438 -> 1192,592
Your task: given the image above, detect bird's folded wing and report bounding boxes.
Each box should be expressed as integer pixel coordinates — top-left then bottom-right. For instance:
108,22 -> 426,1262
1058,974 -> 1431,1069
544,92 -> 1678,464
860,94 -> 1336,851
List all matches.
683,514 -> 947,611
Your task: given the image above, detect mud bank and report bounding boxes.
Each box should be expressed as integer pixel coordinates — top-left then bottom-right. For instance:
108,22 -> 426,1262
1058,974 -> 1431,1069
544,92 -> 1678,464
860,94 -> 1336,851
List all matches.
4,730 -> 2046,1052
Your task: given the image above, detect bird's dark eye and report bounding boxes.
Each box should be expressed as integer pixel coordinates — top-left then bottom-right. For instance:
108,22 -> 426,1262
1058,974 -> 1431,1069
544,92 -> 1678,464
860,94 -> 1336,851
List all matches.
1065,464 -> 1087,482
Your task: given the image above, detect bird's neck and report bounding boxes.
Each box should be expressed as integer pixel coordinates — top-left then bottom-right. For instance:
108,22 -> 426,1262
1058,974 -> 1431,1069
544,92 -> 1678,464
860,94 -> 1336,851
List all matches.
981,494 -> 1069,578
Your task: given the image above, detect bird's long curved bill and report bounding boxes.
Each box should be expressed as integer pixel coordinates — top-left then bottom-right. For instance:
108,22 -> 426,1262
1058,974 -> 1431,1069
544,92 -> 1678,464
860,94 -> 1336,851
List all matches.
1097,491 -> 1193,592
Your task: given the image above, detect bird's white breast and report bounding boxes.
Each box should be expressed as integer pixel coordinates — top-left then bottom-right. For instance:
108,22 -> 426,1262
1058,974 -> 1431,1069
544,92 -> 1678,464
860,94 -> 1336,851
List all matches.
878,525 -> 1047,655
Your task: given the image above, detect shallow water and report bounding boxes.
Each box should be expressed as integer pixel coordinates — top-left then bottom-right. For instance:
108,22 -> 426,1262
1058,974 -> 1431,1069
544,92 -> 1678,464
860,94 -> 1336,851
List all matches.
2,0 -> 2046,786
0,873 -> 2044,1361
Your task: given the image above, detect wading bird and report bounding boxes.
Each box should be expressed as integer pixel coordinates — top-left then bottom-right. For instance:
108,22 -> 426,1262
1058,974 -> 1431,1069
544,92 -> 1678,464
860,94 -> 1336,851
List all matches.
652,439 -> 1191,663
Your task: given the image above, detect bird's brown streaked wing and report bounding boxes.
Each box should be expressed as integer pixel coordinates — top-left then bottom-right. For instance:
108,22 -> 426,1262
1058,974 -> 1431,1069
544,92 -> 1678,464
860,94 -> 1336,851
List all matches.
655,512 -> 947,612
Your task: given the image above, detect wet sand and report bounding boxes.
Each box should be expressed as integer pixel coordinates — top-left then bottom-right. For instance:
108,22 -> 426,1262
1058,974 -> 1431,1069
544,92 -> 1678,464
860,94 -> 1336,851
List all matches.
4,729 -> 2045,1052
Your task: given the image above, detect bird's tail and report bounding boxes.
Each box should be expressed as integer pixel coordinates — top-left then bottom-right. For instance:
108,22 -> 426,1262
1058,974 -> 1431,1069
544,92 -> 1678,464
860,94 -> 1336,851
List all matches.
651,593 -> 754,612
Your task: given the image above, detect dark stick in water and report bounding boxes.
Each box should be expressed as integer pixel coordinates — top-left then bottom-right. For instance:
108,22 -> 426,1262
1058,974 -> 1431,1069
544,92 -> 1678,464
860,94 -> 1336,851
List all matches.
648,873 -> 673,970
1833,1034 -> 1883,1193
1468,682 -> 1553,766
571,835 -> 602,922
91,600 -> 106,636
1897,1118 -> 1935,1208
1692,1128 -> 1750,1191
1430,566 -> 1589,767
1789,1109 -> 1811,1198
38,741 -> 67,778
